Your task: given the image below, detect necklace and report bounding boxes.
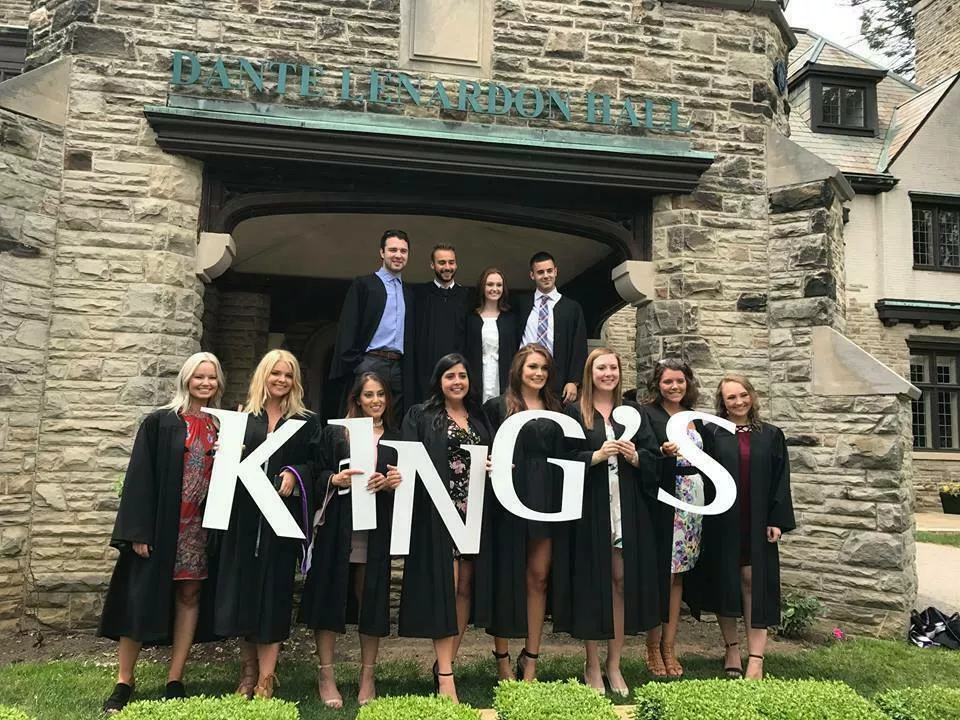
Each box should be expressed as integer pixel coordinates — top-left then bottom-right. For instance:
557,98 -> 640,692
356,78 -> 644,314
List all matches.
372,419 -> 384,428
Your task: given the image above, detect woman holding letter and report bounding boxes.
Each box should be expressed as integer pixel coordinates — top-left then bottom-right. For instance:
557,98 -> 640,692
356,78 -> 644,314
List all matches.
463,268 -> 519,403
99,352 -> 224,714
299,372 -> 402,708
686,374 -> 795,680
214,350 -> 318,699
399,353 -> 493,703
480,343 -> 566,682
563,347 -> 661,697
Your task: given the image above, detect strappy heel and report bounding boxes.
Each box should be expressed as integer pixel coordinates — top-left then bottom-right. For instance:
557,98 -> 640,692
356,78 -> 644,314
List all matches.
515,648 -> 539,681
746,653 -> 765,680
254,673 -> 277,699
433,661 -> 455,698
318,664 -> 342,709
492,650 -> 512,681
661,642 -> 684,678
358,663 -> 377,707
723,641 -> 743,679
236,658 -> 258,700
646,638 -> 667,679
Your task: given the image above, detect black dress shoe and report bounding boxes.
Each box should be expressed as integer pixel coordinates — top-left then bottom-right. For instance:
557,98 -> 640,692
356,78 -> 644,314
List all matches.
103,682 -> 134,715
164,680 -> 186,700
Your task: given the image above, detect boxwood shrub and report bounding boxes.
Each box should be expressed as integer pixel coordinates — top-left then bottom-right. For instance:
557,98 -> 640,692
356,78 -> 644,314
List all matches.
875,687 -> 960,720
355,694 -> 479,719
115,695 -> 299,719
633,678 -> 888,720
495,679 -> 618,720
0,708 -> 34,720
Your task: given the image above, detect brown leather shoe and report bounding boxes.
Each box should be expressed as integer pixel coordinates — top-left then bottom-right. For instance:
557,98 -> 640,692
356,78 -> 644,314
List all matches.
254,673 -> 277,699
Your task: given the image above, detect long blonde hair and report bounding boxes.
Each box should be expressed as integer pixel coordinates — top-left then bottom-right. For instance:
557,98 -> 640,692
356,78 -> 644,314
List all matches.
579,346 -> 623,431
162,352 -> 225,414
243,349 -> 309,418
715,372 -> 763,430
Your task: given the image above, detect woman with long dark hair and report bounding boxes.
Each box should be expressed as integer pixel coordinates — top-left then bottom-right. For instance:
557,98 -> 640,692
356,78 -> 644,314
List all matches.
463,268 -> 519,403
299,372 -> 401,708
398,353 -> 493,703
563,347 -> 661,697
639,357 -> 705,679
686,373 -> 795,680
480,343 -> 565,682
214,350 -> 318,700
99,352 -> 224,714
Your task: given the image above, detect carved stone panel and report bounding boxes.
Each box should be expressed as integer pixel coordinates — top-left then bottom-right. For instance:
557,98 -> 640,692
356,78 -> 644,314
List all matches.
400,0 -> 493,77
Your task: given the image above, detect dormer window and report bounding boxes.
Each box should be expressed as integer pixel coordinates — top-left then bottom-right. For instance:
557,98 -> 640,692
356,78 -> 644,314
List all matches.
790,62 -> 885,137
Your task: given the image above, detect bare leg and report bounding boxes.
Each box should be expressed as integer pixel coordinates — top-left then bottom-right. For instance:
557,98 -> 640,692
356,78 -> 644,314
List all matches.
605,549 -> 628,694
354,563 -> 379,705
255,642 -> 281,697
117,637 -> 142,685
168,580 -> 201,682
583,640 -> 605,691
741,567 -> 767,679
435,560 -> 461,703
717,615 -> 743,676
315,630 -> 342,708
493,637 -> 513,681
519,538 -> 551,681
452,558 -> 473,661
661,574 -> 684,677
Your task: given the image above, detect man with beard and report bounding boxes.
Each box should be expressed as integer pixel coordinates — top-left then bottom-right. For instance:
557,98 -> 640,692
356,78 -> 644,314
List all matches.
412,244 -> 471,402
331,229 -> 416,422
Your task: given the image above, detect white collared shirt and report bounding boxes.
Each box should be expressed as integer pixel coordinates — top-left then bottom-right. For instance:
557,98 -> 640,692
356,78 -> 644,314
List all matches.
522,288 -> 562,351
433,278 -> 456,290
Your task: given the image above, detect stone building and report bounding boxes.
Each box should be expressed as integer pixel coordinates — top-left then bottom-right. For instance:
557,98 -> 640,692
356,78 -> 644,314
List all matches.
0,0 -> 923,638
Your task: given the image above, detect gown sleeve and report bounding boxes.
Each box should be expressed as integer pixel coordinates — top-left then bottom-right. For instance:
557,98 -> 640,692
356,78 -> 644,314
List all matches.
568,304 -> 589,387
111,411 -> 162,548
332,278 -> 365,376
767,426 -> 796,533
630,403 -> 663,496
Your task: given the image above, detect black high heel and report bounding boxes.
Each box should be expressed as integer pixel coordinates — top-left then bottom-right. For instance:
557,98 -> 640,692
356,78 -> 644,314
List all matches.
515,648 -> 539,681
493,650 -> 512,680
723,641 -> 743,679
433,661 -> 454,695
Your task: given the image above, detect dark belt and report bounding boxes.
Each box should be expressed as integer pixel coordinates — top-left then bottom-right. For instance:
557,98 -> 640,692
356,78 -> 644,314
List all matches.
675,465 -> 700,476
367,349 -> 402,361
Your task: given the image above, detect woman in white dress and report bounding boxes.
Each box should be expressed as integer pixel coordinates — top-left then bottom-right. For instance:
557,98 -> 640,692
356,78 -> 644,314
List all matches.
463,268 -> 519,403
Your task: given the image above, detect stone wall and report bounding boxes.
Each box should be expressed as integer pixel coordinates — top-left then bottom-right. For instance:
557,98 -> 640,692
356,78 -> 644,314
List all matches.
211,291 -> 271,410
913,0 -> 960,86
602,305 -> 639,392
0,107 -> 62,630
0,0 -> 29,25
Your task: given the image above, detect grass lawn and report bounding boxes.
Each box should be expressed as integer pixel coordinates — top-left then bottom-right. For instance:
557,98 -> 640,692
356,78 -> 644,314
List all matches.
916,531 -> 960,548
0,639 -> 958,719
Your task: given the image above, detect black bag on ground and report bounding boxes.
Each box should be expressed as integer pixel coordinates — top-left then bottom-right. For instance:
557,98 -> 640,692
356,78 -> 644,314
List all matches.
909,606 -> 960,649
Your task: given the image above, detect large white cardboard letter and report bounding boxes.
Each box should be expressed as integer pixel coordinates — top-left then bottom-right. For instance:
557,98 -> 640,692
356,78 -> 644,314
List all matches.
383,440 -> 488,556
663,411 -> 736,516
490,410 -> 586,522
329,417 -> 378,531
202,408 -> 307,539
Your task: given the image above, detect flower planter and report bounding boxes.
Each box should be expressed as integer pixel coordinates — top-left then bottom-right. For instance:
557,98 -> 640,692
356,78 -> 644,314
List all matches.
941,492 -> 960,515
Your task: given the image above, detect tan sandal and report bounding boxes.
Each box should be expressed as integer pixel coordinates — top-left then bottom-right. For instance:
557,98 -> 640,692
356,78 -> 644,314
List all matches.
358,663 -> 377,706
646,639 -> 667,678
661,642 -> 684,678
254,673 -> 277,699
318,664 -> 343,709
235,659 -> 258,700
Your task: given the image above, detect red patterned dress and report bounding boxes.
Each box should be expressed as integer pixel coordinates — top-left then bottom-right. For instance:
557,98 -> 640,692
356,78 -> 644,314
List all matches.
173,411 -> 218,581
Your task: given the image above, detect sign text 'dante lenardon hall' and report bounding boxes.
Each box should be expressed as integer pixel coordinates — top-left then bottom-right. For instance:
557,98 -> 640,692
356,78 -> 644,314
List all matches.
170,50 -> 693,133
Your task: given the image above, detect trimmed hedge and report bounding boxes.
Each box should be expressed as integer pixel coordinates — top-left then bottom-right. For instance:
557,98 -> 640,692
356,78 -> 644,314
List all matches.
495,679 -> 618,720
115,695 -> 299,719
875,687 -> 960,720
0,708 -> 34,720
633,678 -> 889,720
355,695 -> 479,719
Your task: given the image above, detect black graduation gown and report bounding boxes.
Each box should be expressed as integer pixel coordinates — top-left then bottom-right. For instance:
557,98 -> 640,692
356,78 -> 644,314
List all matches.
554,404 -> 661,640
397,403 -> 493,639
638,403 -> 706,623
473,396 -> 569,639
213,412 -> 317,644
412,282 -> 471,402
685,422 -> 796,629
330,273 -> 417,412
514,294 -> 588,395
462,312 -> 519,400
98,409 -> 218,645
298,426 -> 399,637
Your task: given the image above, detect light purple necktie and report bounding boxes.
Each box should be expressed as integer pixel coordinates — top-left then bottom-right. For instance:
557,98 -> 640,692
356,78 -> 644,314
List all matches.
535,295 -> 552,354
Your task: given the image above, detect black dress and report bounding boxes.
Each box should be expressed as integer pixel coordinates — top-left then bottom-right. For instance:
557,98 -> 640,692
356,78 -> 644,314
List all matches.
213,412 -> 317,644
98,409 -> 218,645
474,396 -> 569,639
685,422 -> 796,629
397,403 -> 493,639
298,426 -> 399,638
554,403 -> 661,640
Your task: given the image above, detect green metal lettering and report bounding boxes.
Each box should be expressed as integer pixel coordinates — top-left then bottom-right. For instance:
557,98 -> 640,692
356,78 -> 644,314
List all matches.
669,100 -> 693,133
546,89 -> 572,122
397,73 -> 422,106
341,69 -> 363,102
203,58 -> 234,90
644,99 -> 667,130
238,58 -> 264,92
586,92 -> 612,125
369,70 -> 400,105
171,51 -> 201,86
269,62 -> 298,95
619,97 -> 641,127
487,83 -> 513,116
514,87 -> 545,119
457,80 -> 483,113
427,81 -> 454,111
298,65 -> 325,98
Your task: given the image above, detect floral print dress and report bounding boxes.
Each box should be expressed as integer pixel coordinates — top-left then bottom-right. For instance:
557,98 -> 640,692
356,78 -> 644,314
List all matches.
174,410 -> 218,580
671,426 -> 705,574
446,414 -> 481,559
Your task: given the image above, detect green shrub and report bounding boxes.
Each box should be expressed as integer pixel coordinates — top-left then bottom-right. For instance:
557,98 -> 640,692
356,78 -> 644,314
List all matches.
776,592 -> 822,638
495,679 -> 618,720
633,678 -> 888,720
0,707 -> 35,720
116,695 -> 299,719
355,694 -> 479,719
875,687 -> 960,720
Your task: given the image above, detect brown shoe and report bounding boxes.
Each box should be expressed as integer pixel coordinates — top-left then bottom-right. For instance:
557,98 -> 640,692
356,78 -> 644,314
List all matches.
646,640 -> 667,678
661,642 -> 684,678
254,674 -> 277,699
236,659 -> 258,700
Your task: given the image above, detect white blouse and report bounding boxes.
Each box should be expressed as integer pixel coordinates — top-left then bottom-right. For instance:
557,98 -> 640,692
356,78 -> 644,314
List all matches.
481,316 -> 500,402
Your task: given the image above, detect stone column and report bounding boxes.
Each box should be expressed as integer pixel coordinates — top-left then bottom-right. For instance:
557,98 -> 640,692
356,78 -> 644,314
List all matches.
215,292 -> 271,410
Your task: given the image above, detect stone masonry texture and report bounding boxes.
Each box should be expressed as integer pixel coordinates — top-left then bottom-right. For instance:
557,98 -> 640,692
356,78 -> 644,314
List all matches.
0,0 -> 916,637
0,0 -> 30,25
914,0 -> 960,86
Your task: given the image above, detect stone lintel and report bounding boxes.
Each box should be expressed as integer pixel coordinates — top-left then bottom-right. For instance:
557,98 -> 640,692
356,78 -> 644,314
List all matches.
0,56 -> 69,127
669,0 -> 796,49
767,130 -> 855,201
196,232 -> 236,283
811,326 -> 921,400
612,260 -> 655,306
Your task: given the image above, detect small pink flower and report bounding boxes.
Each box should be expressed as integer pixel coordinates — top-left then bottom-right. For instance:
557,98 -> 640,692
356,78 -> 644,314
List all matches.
832,627 -> 846,640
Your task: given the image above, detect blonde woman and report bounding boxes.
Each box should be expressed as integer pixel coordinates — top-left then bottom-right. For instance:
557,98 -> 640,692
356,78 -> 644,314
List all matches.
99,352 -> 224,714
214,350 -> 318,699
